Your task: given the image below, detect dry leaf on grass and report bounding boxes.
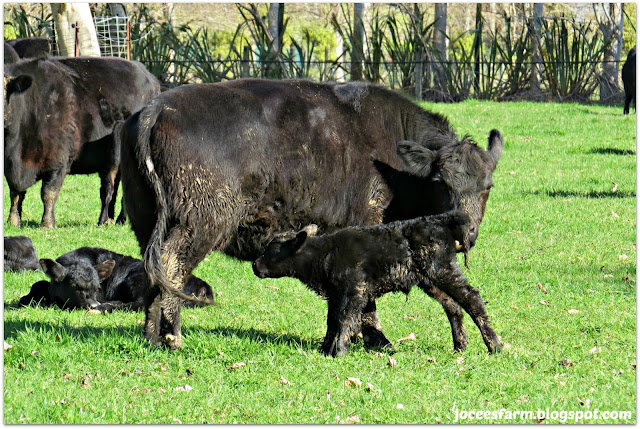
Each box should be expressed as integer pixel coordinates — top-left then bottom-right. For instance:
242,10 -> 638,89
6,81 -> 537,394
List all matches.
454,356 -> 465,364
558,359 -> 575,367
612,182 -> 619,193
387,356 -> 397,368
174,384 -> 193,392
567,309 -> 580,314
228,362 -> 246,371
397,332 -> 416,343
4,341 -> 12,351
536,282 -> 547,293
346,415 -> 360,424
539,300 -> 549,306
426,357 -> 437,364
279,376 -> 290,385
343,377 -> 362,388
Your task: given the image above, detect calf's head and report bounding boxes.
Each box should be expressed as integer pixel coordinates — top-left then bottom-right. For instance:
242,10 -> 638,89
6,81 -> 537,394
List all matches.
376,129 -> 503,250
253,225 -> 317,279
39,258 -> 115,309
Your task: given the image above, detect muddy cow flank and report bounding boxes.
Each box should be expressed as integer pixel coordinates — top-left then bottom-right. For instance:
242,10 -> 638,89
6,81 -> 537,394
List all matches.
4,236 -> 39,272
120,79 -> 503,349
253,211 -> 501,357
19,247 -> 212,311
622,47 -> 636,115
4,53 -> 160,228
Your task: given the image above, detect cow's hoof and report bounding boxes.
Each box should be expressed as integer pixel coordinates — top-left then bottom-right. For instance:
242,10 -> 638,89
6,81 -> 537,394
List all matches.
163,334 -> 182,350
488,341 -> 502,354
9,215 -> 21,227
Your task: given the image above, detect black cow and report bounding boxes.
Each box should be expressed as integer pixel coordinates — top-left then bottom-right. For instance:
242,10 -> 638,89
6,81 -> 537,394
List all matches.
19,247 -> 213,311
120,79 -> 503,349
4,236 -> 39,272
622,47 -> 636,115
4,50 -> 160,228
253,211 -> 501,357
6,37 -> 50,59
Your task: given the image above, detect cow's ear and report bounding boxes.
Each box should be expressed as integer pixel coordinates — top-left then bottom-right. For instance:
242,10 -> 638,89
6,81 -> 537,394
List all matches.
6,75 -> 32,100
40,259 -> 65,282
96,260 -> 116,281
291,231 -> 308,253
397,141 -> 436,178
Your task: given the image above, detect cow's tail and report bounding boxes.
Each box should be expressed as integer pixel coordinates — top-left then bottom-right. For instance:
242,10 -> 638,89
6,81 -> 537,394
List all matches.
134,101 -> 213,306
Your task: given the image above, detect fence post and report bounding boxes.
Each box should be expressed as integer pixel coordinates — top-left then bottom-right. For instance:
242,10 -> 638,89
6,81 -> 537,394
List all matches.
242,46 -> 250,78
415,47 -> 423,101
74,21 -> 80,57
126,20 -> 131,60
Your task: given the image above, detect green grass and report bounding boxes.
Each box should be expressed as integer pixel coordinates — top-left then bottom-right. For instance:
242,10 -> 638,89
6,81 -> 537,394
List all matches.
3,101 -> 636,424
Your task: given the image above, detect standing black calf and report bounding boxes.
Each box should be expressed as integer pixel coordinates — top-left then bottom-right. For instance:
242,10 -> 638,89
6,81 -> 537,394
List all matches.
19,247 -> 213,311
253,211 -> 501,357
4,236 -> 39,272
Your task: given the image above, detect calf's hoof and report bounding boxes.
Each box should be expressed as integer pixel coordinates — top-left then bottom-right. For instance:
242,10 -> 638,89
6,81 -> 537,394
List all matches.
488,340 -> 502,354
9,215 -> 21,228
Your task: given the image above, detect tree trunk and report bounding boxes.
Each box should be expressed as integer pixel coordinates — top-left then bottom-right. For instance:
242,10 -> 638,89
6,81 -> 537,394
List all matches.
266,3 -> 284,78
473,4 -> 483,95
530,3 -> 544,94
51,3 -> 101,57
414,3 -> 424,101
594,3 -> 623,101
351,3 -> 365,81
433,3 -> 447,91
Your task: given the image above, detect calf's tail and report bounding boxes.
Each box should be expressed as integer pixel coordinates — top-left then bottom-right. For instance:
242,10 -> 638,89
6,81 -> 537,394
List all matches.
133,101 -> 212,306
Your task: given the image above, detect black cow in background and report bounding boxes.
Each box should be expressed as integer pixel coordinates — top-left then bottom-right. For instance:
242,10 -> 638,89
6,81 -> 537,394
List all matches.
120,79 -> 503,350
622,46 -> 636,115
6,37 -> 50,59
4,236 -> 39,272
3,43 -> 161,228
19,247 -> 213,311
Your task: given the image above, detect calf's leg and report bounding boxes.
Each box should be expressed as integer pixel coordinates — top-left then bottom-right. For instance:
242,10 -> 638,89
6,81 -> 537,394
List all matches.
360,299 -> 394,350
437,272 -> 501,354
98,168 -> 118,225
422,284 -> 468,352
321,288 -> 367,357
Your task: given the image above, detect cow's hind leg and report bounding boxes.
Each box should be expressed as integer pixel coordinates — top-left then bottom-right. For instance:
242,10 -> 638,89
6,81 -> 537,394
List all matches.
360,298 -> 394,350
437,270 -> 501,354
98,168 -> 118,225
422,284 -> 468,352
8,189 -> 26,227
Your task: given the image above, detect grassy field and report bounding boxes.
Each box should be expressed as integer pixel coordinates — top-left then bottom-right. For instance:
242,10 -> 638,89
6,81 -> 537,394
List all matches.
3,101 -> 636,424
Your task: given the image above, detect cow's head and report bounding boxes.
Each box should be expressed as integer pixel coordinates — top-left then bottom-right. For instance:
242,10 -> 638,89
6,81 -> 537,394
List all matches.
252,224 -> 317,279
39,258 -> 115,309
375,129 -> 503,251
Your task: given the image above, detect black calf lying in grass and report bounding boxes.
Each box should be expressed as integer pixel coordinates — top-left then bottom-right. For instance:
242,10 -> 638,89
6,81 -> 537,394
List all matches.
19,247 -> 213,311
253,211 -> 501,357
4,236 -> 39,272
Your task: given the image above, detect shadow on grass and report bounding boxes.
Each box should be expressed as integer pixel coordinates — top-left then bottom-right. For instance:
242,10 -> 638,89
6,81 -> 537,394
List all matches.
4,304 -> 319,354
589,147 -> 636,156
531,190 -> 636,199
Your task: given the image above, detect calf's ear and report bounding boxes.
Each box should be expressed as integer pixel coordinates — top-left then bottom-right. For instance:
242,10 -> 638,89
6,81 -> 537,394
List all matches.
40,259 -> 65,282
96,260 -> 116,281
397,141 -> 436,178
487,129 -> 504,166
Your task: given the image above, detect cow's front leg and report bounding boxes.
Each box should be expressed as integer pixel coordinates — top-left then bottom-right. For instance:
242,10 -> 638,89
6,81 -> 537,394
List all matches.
143,286 -> 163,347
40,170 -> 66,228
360,298 -> 394,350
421,284 -> 468,352
8,189 -> 26,227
